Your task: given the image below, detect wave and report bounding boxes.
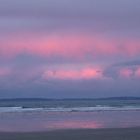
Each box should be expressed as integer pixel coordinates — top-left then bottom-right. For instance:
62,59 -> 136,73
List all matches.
0,106 -> 140,113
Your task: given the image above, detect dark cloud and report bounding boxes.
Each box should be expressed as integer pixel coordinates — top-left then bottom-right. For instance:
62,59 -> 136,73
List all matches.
0,0 -> 140,37
103,60 -> 140,79
0,0 -> 140,18
112,60 -> 140,67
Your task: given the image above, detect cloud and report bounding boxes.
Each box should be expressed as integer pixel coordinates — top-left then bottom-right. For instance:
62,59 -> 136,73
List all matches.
0,62 -> 140,98
1,0 -> 140,19
112,60 -> 140,67
119,68 -> 134,79
42,67 -> 102,80
0,67 -> 11,77
104,60 -> 140,79
0,0 -> 140,98
1,33 -> 140,61
134,68 -> 140,78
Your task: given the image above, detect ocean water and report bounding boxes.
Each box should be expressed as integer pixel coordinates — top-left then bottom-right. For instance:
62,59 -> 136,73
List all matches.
0,99 -> 140,132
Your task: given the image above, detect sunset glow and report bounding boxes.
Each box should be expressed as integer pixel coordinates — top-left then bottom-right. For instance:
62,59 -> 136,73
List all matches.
0,0 -> 140,98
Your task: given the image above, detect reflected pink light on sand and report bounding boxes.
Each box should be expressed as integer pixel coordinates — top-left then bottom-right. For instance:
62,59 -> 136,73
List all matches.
0,111 -> 140,132
46,121 -> 103,130
0,120 -> 103,132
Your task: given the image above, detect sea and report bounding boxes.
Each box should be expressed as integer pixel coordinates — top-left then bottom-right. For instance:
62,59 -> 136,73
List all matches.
0,98 -> 140,132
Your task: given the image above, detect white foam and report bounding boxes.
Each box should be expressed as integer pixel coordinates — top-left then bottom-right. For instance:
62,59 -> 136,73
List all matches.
0,106 -> 140,113
0,107 -> 22,112
43,106 -> 140,112
0,107 -> 43,113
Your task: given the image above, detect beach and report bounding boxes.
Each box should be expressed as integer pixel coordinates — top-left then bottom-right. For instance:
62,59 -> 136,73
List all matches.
1,0 -> 140,139
0,99 -> 140,139
0,128 -> 140,140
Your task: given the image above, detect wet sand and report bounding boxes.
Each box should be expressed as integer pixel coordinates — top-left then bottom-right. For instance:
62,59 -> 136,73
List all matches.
0,128 -> 140,140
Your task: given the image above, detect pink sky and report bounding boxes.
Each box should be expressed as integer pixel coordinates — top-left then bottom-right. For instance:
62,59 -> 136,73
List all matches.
1,33 -> 140,59
0,0 -> 140,98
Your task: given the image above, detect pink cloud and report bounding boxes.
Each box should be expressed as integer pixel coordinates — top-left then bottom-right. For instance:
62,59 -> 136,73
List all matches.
0,67 -> 11,76
42,67 -> 102,80
134,68 -> 140,78
118,67 -> 140,79
0,33 -> 140,59
119,68 -> 133,79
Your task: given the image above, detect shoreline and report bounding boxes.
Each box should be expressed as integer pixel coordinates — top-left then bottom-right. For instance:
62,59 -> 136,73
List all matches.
0,127 -> 140,140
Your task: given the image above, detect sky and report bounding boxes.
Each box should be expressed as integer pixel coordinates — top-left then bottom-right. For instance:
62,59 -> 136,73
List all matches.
0,0 -> 140,98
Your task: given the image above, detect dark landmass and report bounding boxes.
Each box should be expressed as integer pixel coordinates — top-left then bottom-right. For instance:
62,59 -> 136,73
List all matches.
0,97 -> 140,102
